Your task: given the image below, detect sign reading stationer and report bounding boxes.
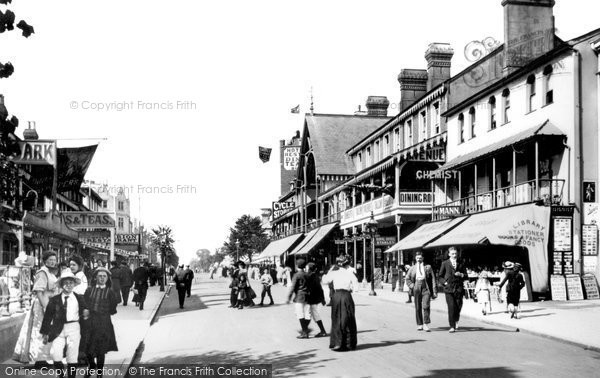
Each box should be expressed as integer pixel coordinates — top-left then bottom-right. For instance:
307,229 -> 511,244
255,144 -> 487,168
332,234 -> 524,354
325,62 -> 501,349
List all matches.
63,212 -> 115,228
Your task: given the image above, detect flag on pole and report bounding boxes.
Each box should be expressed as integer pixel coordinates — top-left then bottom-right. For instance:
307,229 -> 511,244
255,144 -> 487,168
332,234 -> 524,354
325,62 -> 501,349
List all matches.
259,146 -> 272,163
290,105 -> 300,114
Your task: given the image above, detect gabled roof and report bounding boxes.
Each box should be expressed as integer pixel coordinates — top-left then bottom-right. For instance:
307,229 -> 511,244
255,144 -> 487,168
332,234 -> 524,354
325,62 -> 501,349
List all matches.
305,114 -> 390,176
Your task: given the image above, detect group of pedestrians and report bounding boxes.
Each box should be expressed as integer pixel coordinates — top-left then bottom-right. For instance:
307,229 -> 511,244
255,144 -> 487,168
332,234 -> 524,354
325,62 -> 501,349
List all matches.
173,264 -> 195,309
228,261 -> 257,309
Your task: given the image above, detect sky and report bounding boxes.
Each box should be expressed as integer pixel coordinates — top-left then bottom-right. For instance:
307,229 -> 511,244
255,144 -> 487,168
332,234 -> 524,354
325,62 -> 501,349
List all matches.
2,0 -> 599,264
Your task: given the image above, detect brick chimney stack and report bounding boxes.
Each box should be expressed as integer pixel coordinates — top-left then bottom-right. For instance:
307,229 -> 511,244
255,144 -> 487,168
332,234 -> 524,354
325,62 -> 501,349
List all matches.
425,43 -> 454,91
365,96 -> 390,116
397,69 -> 428,112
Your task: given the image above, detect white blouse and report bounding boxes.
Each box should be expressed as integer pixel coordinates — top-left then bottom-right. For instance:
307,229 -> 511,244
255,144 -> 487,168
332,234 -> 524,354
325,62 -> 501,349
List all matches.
322,267 -> 359,292
73,271 -> 88,295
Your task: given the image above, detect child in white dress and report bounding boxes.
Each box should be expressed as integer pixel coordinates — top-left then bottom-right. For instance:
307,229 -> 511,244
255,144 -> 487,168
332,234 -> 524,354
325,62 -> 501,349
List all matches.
475,271 -> 492,315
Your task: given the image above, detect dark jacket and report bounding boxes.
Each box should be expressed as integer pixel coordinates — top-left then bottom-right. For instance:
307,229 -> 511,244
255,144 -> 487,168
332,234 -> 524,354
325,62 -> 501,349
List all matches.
184,268 -> 194,283
40,292 -> 87,342
305,271 -> 325,305
109,267 -> 122,291
120,266 -> 134,287
174,269 -> 187,290
438,259 -> 468,294
405,263 -> 438,296
288,270 -> 309,303
133,266 -> 149,288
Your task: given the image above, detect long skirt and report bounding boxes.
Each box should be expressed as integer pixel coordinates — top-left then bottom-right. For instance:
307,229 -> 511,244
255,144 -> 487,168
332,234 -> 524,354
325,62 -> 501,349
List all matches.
83,312 -> 118,356
12,297 -> 52,363
329,290 -> 357,350
506,289 -> 521,307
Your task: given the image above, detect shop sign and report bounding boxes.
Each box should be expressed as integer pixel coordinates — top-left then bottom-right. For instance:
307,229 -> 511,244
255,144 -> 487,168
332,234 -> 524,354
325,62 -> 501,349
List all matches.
582,274 -> 600,299
409,146 -> 445,162
283,146 -> 300,171
399,192 -> 433,205
550,275 -> 567,301
433,205 -> 461,219
583,256 -> 597,275
116,233 -> 140,245
63,212 -> 115,228
12,140 -> 57,166
583,203 -> 600,225
551,206 -> 574,216
416,170 -> 458,180
553,217 -> 572,252
375,236 -> 396,246
272,201 -> 296,219
582,224 -> 598,256
565,274 -> 584,300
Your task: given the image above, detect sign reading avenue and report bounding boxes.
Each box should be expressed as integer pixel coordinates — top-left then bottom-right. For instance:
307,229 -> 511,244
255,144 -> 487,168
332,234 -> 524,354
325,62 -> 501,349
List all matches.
63,212 -> 115,228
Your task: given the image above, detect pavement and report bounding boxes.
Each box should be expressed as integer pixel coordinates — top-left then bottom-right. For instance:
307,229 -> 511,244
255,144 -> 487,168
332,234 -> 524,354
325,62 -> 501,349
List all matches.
353,281 -> 600,352
1,283 -> 168,378
129,275 -> 599,378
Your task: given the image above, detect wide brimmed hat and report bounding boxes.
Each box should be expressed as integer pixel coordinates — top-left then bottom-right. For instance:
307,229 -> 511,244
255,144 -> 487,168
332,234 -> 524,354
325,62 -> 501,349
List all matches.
502,261 -> 514,269
93,267 -> 112,277
513,262 -> 523,270
56,270 -> 81,288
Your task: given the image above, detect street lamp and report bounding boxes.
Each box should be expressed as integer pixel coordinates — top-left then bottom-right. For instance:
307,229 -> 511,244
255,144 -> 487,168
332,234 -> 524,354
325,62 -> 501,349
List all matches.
235,239 -> 240,261
365,211 -> 378,296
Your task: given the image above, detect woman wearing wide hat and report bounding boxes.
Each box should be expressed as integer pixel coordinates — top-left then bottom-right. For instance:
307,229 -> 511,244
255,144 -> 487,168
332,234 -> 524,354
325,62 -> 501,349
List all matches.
322,255 -> 359,351
83,267 -> 119,375
498,261 -> 525,319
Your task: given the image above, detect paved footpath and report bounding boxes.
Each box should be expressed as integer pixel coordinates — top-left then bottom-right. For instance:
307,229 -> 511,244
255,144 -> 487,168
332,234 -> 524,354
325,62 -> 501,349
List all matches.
1,284 -> 168,378
131,275 -> 599,378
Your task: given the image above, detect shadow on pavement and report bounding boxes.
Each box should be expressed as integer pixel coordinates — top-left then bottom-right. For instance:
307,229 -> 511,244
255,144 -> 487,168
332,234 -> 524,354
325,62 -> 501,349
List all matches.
412,367 -> 519,377
356,339 -> 425,350
132,348 -> 334,378
154,293 -> 208,321
430,326 -> 515,333
518,313 -> 555,319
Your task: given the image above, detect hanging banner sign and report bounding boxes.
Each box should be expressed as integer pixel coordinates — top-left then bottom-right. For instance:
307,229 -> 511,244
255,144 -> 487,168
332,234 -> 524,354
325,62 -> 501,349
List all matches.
272,201 -> 296,219
12,140 -> 57,166
115,233 -> 140,245
63,212 -> 115,228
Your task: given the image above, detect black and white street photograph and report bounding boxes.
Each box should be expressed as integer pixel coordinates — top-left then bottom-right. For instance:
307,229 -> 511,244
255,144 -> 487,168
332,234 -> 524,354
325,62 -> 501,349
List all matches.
1,1 -> 600,377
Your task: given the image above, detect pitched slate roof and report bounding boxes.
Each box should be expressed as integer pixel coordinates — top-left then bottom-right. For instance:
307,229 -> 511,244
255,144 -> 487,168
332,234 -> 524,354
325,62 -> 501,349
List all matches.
305,114 -> 390,176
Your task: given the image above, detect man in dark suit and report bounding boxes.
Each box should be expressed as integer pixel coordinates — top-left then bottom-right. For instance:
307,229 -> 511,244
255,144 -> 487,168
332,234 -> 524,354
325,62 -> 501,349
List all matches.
438,247 -> 468,333
120,261 -> 134,306
133,262 -> 150,310
40,272 -> 89,378
184,264 -> 194,297
405,251 -> 437,332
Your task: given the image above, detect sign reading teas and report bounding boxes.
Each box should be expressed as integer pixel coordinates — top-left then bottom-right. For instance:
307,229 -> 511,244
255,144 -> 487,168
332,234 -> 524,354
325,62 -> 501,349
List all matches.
283,147 -> 300,171
12,140 -> 57,166
64,212 -> 115,228
272,201 -> 296,219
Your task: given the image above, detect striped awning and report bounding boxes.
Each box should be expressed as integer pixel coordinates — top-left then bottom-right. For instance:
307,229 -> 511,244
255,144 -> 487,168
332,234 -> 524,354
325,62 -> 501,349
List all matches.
289,222 -> 339,256
258,233 -> 304,259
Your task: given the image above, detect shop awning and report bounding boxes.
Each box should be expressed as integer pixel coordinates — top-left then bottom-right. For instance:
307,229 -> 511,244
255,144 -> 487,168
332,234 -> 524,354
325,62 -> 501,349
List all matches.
425,203 -> 551,292
385,216 -> 467,253
259,233 -> 304,258
434,120 -> 563,173
289,222 -> 339,256
24,211 -> 79,242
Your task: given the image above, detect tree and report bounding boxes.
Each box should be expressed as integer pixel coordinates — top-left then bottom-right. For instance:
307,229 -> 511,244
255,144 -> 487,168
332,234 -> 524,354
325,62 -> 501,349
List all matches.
151,226 -> 177,290
189,248 -> 224,271
0,3 -> 35,79
222,214 -> 269,263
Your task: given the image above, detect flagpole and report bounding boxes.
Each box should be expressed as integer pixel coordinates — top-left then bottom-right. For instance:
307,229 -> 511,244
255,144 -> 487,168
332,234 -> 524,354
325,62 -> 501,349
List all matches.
51,141 -> 58,213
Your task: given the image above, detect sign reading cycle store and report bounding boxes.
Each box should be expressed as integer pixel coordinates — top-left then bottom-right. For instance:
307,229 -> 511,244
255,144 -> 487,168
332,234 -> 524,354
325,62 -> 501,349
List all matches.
63,212 -> 115,228
272,201 -> 296,219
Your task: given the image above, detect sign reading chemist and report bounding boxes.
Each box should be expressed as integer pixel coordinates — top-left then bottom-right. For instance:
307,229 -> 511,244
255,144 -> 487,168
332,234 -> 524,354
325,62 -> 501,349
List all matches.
64,212 -> 115,228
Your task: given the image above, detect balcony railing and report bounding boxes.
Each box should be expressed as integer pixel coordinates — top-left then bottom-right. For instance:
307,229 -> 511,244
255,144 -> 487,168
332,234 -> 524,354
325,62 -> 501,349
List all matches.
0,265 -> 33,317
433,179 -> 565,220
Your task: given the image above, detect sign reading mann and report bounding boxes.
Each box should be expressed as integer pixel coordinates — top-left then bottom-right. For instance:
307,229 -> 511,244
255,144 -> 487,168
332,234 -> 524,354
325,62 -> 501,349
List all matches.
63,212 -> 115,228
273,201 -> 296,219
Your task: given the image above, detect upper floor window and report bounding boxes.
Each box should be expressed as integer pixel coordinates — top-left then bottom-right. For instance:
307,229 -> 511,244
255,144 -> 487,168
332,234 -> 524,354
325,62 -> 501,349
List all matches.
489,96 -> 497,130
393,128 -> 400,151
433,102 -> 440,134
406,119 -> 413,146
469,107 -> 476,139
543,65 -> 554,105
458,114 -> 465,144
502,88 -> 511,124
118,201 -> 124,211
374,140 -> 380,163
384,134 -> 390,156
358,152 -> 362,170
118,217 -> 124,229
526,75 -> 536,113
366,146 -> 371,166
419,110 -> 427,141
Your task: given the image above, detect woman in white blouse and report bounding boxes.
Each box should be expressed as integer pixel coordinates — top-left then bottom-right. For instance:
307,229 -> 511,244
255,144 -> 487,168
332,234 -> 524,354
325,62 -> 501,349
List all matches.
322,255 -> 359,351
69,255 -> 89,295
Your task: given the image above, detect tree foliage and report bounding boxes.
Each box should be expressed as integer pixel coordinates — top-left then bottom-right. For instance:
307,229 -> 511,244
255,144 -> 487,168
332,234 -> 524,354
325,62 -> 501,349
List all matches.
189,248 -> 224,271
151,225 -> 179,267
222,214 -> 269,263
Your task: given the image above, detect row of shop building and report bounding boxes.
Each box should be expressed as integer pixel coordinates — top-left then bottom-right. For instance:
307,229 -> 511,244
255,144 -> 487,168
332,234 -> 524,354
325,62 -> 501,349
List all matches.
258,0 -> 600,300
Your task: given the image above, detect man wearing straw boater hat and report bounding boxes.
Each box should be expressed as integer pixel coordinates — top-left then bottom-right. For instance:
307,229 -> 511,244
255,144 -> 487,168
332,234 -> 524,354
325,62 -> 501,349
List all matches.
40,271 -> 89,378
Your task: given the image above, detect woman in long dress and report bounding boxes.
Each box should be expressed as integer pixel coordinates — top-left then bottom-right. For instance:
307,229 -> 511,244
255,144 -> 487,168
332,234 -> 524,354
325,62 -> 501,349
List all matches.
83,267 -> 119,372
498,262 -> 525,319
13,251 -> 59,365
322,255 -> 359,351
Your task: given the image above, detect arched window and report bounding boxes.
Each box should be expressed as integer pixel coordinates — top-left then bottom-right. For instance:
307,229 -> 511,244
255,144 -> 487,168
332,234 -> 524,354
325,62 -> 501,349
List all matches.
489,96 -> 497,130
502,88 -> 511,124
526,75 -> 536,112
543,65 -> 554,105
469,107 -> 476,138
458,113 -> 465,144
